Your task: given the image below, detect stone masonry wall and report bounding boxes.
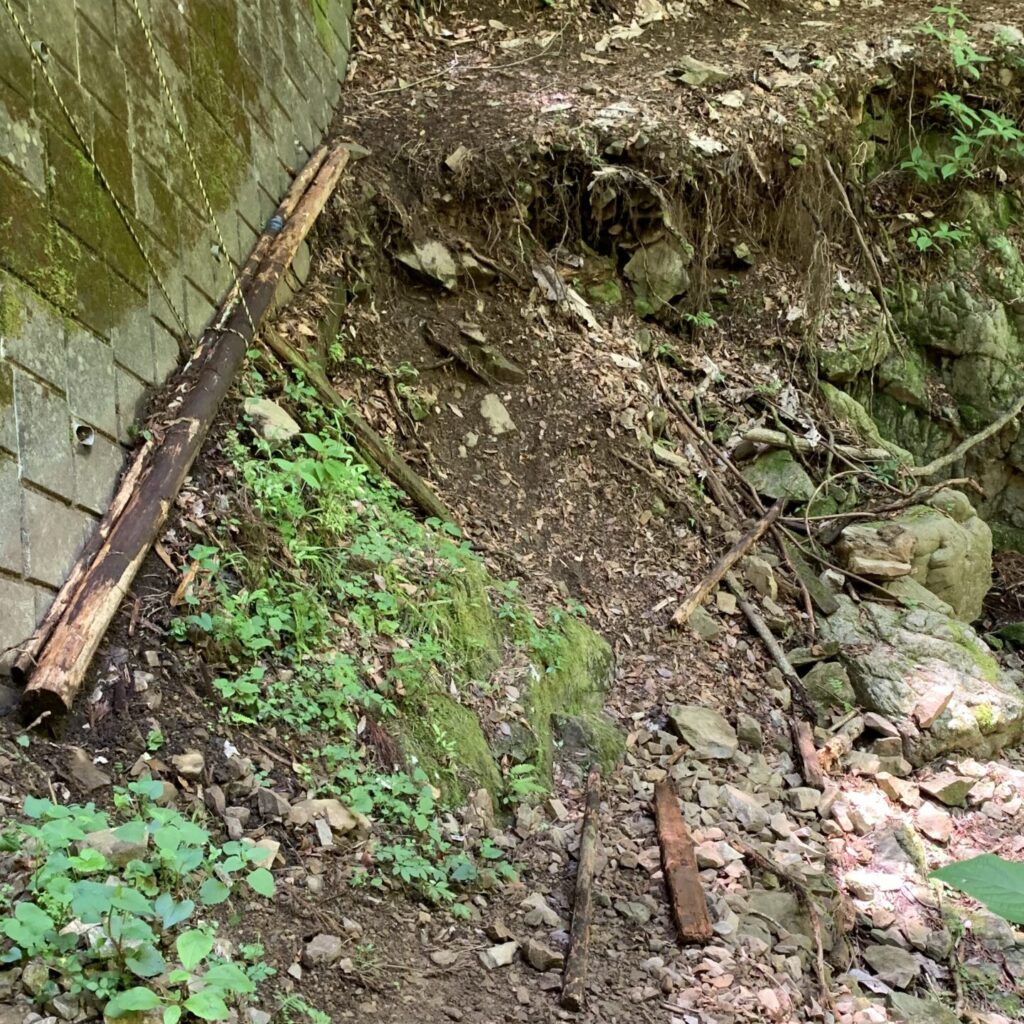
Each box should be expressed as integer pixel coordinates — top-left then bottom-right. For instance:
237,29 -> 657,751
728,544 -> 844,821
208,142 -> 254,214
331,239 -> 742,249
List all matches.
0,0 -> 351,665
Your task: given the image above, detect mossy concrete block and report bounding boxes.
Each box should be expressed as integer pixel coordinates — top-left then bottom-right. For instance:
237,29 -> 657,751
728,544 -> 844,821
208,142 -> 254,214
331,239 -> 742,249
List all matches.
0,576 -> 45,671
73,434 -> 125,515
0,279 -> 67,390
66,324 -> 118,438
114,366 -> 149,444
0,454 -> 21,573
14,372 -> 73,496
24,490 -> 95,588
822,596 -> 1024,764
0,80 -> 45,191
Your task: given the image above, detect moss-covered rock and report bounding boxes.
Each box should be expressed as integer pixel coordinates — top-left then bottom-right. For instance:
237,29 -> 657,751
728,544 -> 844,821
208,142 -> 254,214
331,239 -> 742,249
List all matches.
741,449 -> 816,502
526,616 -> 622,784
819,383 -> 916,463
821,596 -> 1024,764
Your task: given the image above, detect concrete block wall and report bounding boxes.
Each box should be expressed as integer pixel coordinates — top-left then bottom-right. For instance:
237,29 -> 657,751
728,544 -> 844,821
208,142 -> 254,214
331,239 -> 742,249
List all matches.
0,0 -> 351,665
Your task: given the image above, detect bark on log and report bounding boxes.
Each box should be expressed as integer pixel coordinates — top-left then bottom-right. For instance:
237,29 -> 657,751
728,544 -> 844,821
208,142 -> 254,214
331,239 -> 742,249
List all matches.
561,767 -> 602,1012
10,146 -> 331,687
260,330 -> 453,523
794,720 -> 828,789
653,780 -> 712,943
671,501 -> 784,626
17,145 -> 351,720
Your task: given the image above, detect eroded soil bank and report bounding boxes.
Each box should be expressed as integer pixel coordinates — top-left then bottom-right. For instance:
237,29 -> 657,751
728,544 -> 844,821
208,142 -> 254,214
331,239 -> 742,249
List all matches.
4,3 -> 1024,1024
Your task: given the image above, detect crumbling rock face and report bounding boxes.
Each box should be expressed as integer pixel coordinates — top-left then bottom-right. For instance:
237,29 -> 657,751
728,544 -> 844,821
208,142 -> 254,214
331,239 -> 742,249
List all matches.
821,596 -> 1024,765
834,489 -> 992,622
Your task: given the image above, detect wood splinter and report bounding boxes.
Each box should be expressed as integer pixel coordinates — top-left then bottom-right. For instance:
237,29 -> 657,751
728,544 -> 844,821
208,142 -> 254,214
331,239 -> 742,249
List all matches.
671,500 -> 784,627
653,780 -> 712,943
561,767 -> 601,1012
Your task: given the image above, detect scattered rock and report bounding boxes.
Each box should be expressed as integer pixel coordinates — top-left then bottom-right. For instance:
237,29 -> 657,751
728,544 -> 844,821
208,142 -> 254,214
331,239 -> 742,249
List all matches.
915,802 -> 952,843
667,55 -> 730,87
243,398 -> 301,445
721,785 -> 769,832
888,991 -> 959,1024
287,798 -> 368,835
687,606 -> 723,641
736,713 -> 763,750
170,750 -> 205,780
836,523 -> 915,578
863,944 -> 919,989
876,773 -> 920,807
302,934 -> 344,968
521,892 -> 561,928
522,939 -> 563,972
256,787 -> 291,818
395,240 -> 458,290
623,238 -> 691,315
479,941 -> 518,970
479,393 -> 516,436
743,556 -> 778,599
667,705 -> 738,759
64,746 -> 111,793
79,828 -> 149,869
913,687 -> 954,729
919,772 -> 975,807
788,788 -> 821,812
430,950 -> 460,967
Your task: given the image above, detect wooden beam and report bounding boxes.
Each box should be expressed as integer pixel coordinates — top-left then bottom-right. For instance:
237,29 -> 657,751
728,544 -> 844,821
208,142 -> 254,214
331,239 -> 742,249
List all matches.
17,145 -> 351,720
653,780 -> 712,943
561,768 -> 601,1012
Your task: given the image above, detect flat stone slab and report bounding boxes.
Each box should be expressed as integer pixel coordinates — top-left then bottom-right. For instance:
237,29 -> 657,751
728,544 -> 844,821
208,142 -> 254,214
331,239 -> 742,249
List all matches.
667,705 -> 737,759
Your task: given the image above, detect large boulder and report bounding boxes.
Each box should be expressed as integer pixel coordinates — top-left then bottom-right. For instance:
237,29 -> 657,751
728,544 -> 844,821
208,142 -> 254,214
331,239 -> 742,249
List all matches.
821,596 -> 1024,764
834,489 -> 992,621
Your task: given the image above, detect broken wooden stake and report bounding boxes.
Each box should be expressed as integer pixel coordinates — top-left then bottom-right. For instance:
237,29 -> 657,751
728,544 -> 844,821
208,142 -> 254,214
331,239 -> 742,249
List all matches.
561,767 -> 601,1012
671,500 -> 784,627
653,780 -> 712,943
794,720 -> 828,790
16,144 -> 351,720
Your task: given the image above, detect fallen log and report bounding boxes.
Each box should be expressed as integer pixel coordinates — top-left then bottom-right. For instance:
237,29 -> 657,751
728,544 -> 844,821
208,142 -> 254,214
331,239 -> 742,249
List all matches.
653,780 -> 712,943
793,719 -> 828,790
10,147 -> 332,688
671,500 -> 784,627
743,427 -> 891,463
17,144 -> 351,720
561,767 -> 601,1012
260,331 -> 452,522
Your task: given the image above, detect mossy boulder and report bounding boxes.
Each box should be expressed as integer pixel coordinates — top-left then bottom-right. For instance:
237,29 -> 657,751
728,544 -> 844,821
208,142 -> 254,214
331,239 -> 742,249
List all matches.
818,293 -> 890,382
800,661 -> 856,722
525,616 -> 623,783
624,238 -> 692,316
821,595 -> 1024,764
740,450 -> 815,503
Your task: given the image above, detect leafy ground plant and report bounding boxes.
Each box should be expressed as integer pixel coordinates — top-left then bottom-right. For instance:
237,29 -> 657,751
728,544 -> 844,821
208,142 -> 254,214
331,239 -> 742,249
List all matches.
931,853 -> 1024,924
0,782 -> 276,1021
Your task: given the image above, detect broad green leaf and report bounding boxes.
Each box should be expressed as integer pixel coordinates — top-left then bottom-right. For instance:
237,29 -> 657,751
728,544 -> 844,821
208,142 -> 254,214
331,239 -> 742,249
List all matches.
129,779 -> 166,801
184,989 -> 230,1021
69,847 -> 109,874
70,880 -> 116,922
111,886 -> 154,916
114,820 -> 147,844
104,987 -> 163,1017
126,943 -> 167,979
203,961 -> 255,995
163,1006 -> 182,1024
245,868 -> 275,898
23,796 -> 54,819
198,879 -> 231,906
177,929 -> 214,970
155,893 -> 195,929
931,854 -> 1024,924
